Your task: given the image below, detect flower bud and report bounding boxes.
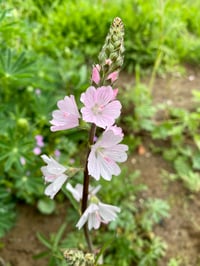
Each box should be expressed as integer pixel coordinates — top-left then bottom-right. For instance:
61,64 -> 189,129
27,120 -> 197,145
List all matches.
63,249 -> 95,266
98,17 -> 124,84
17,118 -> 29,131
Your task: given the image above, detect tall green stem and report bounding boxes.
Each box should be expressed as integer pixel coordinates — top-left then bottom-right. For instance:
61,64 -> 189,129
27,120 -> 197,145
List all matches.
81,123 -> 96,252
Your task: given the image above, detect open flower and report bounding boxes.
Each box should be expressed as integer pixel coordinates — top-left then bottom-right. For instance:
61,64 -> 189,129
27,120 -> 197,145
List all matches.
66,183 -> 101,202
41,155 -> 68,199
50,95 -> 80,132
80,86 -> 121,128
88,130 -> 128,180
76,200 -> 120,230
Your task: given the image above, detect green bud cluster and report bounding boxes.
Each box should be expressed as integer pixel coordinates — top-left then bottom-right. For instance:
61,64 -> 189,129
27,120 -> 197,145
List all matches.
63,249 -> 95,266
98,17 -> 124,72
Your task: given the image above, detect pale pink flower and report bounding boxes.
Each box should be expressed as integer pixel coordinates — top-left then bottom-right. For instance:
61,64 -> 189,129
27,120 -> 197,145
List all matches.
76,201 -> 120,230
107,71 -> 118,83
54,149 -> 61,158
33,147 -> 42,155
41,155 -> 68,199
91,64 -> 101,85
80,86 -> 121,128
69,158 -> 75,164
35,135 -> 44,147
66,183 -> 101,202
88,130 -> 128,180
50,95 -> 80,132
20,157 -> 26,165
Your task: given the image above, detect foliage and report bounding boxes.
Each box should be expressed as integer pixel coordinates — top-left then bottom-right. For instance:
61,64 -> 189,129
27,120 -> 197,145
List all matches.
167,257 -> 182,266
0,186 -> 16,238
123,74 -> 200,192
3,0 -> 200,75
151,96 -> 200,192
36,222 -> 68,266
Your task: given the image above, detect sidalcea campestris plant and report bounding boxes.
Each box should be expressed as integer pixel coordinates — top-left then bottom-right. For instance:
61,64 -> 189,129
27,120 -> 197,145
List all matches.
40,17 -> 128,265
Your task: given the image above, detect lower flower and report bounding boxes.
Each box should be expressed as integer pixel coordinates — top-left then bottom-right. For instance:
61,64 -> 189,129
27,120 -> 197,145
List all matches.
76,200 -> 120,230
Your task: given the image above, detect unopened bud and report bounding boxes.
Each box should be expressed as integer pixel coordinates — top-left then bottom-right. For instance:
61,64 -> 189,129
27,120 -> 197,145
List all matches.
98,17 -> 124,81
63,249 -> 95,266
17,118 -> 29,131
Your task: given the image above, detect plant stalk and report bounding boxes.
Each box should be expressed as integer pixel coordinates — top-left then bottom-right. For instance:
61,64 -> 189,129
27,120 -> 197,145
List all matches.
81,123 -> 96,252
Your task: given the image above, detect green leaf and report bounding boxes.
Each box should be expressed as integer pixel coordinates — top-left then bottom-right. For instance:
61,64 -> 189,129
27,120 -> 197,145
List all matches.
37,198 -> 56,215
174,156 -> 191,176
163,148 -> 178,161
37,232 -> 52,249
181,171 -> 200,192
194,134 -> 200,150
0,187 -> 16,237
192,152 -> 200,170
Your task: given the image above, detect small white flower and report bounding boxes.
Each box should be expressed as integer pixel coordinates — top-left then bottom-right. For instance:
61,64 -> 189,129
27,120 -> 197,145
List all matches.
66,183 -> 101,202
76,201 -> 120,230
41,155 -> 68,199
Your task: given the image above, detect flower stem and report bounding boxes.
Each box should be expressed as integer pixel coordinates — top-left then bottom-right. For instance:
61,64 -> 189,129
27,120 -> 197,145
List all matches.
81,123 -> 96,252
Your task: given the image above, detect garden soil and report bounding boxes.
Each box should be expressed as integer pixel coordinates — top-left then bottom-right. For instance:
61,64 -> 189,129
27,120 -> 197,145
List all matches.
1,65 -> 200,266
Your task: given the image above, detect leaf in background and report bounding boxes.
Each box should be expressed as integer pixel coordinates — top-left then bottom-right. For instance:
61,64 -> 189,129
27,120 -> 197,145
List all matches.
0,186 -> 16,238
0,49 -> 35,87
192,152 -> 200,170
194,134 -> 200,150
181,171 -> 200,192
174,156 -> 191,176
37,198 -> 56,215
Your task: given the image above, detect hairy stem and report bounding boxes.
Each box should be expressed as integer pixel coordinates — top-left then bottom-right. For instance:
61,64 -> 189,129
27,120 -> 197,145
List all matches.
81,123 -> 96,252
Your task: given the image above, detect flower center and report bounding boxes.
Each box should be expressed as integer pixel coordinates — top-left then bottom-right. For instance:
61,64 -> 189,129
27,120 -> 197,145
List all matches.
92,104 -> 103,115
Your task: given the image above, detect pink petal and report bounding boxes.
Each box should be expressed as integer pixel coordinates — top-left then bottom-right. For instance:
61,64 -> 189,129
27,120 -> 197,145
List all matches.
91,65 -> 101,85
88,149 -> 101,180
80,86 -> 96,107
103,144 -> 128,162
96,86 -> 115,105
99,129 -> 123,147
112,89 -> 118,100
106,125 -> 124,137
50,95 -> 80,132
107,71 -> 118,83
105,59 -> 112,65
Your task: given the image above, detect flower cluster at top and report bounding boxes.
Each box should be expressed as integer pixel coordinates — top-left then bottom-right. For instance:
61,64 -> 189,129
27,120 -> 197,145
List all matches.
41,17 -> 128,230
